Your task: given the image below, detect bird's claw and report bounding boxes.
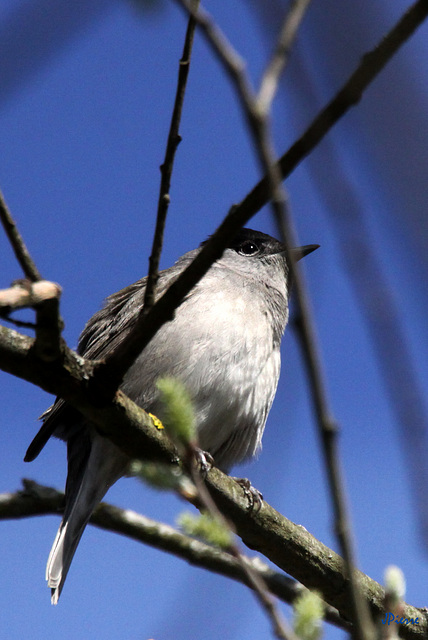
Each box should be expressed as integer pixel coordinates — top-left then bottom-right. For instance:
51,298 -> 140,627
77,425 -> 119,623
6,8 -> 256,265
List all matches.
232,477 -> 263,512
193,448 -> 214,477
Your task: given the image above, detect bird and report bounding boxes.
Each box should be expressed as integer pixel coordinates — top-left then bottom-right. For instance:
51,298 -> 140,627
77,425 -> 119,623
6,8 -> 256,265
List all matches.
25,227 -> 318,603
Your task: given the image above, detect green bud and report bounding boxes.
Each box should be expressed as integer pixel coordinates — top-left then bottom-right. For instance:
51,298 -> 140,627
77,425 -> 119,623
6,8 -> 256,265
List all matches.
130,460 -> 188,491
156,376 -> 196,447
293,590 -> 324,640
384,565 -> 406,602
177,511 -> 232,549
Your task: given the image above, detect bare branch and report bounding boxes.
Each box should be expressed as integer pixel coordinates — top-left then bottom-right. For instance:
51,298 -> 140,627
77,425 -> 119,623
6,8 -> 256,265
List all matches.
0,321 -> 427,635
0,322 -> 172,464
186,458 -> 294,640
0,280 -> 61,312
0,190 -> 42,282
0,479 -> 350,632
144,2 -> 200,312
0,474 -> 426,638
258,0 -> 313,112
0,191 -> 65,361
236,0 -> 428,218
0,279 -> 64,362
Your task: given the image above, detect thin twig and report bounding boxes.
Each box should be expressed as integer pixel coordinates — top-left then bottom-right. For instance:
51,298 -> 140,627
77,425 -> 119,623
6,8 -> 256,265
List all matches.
0,190 -> 42,282
188,458 -> 296,640
143,2 -> 200,312
258,0 -> 313,112
0,192 -> 64,360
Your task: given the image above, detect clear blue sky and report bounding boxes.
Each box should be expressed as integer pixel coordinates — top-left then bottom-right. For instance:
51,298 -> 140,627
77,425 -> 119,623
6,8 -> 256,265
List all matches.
1,1 -> 428,638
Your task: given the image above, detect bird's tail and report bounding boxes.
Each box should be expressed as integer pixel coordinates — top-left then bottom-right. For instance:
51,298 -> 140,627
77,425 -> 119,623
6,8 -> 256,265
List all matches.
47,436 -> 128,604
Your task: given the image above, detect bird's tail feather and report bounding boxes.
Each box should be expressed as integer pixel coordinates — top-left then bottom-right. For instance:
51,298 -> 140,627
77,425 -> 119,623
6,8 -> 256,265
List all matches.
46,436 -> 128,604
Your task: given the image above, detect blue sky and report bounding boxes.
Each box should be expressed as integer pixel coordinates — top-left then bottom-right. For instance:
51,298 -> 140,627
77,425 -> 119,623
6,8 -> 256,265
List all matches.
1,1 -> 428,638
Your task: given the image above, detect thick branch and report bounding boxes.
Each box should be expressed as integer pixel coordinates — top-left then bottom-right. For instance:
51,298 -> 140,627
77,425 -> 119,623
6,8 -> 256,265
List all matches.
204,469 -> 426,640
0,323 -> 173,463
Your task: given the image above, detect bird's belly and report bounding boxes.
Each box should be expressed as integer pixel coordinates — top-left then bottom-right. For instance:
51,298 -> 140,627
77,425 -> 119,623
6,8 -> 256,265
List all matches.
125,290 -> 281,470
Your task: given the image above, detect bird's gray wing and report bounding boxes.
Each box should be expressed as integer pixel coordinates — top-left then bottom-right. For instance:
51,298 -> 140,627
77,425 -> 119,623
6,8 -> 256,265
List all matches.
24,262 -> 189,462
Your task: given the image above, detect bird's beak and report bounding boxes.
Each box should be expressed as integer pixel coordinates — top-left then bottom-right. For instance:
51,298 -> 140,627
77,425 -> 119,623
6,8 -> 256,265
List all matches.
290,244 -> 320,262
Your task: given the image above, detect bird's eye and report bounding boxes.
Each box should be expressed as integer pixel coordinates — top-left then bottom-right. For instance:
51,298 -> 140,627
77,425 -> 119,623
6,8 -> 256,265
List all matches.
237,241 -> 260,256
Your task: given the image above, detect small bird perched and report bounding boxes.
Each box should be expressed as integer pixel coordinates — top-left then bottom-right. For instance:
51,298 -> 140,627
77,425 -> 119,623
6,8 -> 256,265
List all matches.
25,228 -> 318,604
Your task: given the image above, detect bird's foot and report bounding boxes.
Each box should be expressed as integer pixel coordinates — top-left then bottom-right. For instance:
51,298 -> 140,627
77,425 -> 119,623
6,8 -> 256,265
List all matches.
193,448 -> 214,477
232,477 -> 263,512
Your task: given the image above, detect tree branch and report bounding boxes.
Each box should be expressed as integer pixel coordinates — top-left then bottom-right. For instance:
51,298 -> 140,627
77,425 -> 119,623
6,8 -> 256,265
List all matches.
258,0 -> 313,113
0,322 -> 173,464
143,2 -> 200,312
0,193 -> 65,361
0,319 -> 426,635
0,478 -> 349,632
85,0 -> 428,401
172,2 -> 377,638
235,0 -> 428,218
0,189 -> 42,282
0,475 -> 426,638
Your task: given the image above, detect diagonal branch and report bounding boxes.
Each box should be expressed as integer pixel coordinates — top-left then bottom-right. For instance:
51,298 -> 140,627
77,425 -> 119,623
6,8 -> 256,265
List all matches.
258,0 -> 313,112
0,193 -> 64,361
89,0 -> 428,403
0,190 -> 42,282
236,0 -> 428,218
